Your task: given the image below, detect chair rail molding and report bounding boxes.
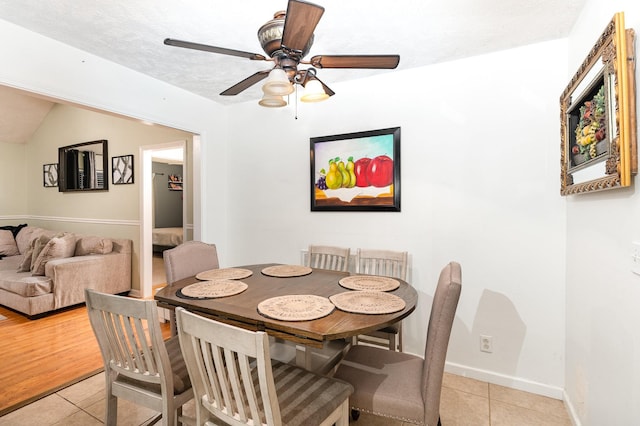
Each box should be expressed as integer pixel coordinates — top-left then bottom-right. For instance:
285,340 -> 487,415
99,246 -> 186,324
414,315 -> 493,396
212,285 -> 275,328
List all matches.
0,215 -> 140,226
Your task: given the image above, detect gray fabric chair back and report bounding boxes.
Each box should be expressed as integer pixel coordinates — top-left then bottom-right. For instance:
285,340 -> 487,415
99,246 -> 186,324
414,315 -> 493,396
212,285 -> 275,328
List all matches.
163,241 -> 219,285
422,261 -> 462,426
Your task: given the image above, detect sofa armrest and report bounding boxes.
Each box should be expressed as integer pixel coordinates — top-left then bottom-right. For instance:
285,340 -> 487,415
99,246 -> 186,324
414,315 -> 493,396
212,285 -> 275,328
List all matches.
45,252 -> 132,309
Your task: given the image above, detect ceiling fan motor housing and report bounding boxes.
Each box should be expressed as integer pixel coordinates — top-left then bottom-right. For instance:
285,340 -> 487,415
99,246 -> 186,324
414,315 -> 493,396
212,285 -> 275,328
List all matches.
258,11 -> 314,59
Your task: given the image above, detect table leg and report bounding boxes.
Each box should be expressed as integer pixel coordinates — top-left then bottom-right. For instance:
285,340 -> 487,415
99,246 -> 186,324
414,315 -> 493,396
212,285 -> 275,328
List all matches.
295,345 -> 314,371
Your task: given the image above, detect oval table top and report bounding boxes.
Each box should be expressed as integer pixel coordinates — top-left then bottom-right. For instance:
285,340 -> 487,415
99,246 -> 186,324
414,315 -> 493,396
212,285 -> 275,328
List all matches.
155,263 -> 418,348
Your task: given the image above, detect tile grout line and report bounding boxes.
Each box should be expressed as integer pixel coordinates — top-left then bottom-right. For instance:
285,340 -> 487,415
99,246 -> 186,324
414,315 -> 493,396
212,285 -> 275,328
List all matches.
56,391 -> 103,424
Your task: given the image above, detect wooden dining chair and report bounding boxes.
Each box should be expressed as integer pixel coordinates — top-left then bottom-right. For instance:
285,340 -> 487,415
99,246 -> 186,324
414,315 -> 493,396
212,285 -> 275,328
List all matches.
163,240 -> 219,334
334,261 -> 461,426
85,289 -> 193,426
175,307 -> 353,426
353,248 -> 409,351
306,244 -> 351,272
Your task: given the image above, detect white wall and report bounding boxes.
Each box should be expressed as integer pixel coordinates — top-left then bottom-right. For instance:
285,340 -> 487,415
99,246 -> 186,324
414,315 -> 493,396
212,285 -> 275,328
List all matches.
225,40 -> 568,397
0,142 -> 27,215
564,2 -> 640,424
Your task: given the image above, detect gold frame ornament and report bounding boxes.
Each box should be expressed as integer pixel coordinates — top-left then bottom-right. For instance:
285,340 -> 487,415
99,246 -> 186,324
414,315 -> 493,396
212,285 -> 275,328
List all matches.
560,12 -> 637,195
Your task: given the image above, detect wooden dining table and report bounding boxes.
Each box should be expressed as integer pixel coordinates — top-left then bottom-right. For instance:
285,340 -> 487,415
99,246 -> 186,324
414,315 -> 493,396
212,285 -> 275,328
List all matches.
155,263 -> 418,372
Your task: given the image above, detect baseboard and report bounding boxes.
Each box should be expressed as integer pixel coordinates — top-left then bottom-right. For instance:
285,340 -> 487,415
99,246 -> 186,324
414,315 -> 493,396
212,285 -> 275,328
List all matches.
445,361 -> 565,400
562,390 -> 581,426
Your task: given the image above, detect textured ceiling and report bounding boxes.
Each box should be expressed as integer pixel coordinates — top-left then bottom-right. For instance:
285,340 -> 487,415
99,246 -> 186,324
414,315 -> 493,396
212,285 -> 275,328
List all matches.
0,0 -> 586,143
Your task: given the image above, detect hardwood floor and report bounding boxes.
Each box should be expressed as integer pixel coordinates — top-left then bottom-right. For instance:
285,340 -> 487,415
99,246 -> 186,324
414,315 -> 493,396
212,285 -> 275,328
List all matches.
0,302 -> 170,416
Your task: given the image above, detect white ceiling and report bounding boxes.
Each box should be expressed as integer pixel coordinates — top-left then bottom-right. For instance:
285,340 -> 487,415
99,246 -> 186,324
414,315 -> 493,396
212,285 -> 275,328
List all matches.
0,0 -> 586,143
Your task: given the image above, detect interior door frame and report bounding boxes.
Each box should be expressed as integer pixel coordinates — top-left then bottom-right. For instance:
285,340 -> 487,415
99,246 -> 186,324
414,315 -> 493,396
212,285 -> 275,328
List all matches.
139,140 -> 188,298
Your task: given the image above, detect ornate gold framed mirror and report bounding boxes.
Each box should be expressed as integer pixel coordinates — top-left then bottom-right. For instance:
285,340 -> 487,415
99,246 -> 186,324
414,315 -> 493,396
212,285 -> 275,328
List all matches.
560,12 -> 637,195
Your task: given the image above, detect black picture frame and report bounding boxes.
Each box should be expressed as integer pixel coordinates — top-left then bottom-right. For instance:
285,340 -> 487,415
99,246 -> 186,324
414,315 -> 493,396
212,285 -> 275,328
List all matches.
43,163 -> 58,188
310,127 -> 400,211
112,155 -> 134,185
58,139 -> 109,192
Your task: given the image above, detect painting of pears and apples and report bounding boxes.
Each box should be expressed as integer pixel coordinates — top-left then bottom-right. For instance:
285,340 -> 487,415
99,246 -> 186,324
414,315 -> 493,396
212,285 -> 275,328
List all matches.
311,127 -> 400,212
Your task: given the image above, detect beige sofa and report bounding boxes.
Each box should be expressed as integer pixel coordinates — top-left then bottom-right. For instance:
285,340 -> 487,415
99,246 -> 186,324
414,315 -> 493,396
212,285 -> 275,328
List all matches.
0,225 -> 132,318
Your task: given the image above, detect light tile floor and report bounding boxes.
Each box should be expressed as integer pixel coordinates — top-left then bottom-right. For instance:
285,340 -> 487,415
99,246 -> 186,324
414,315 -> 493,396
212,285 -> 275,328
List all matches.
0,371 -> 572,425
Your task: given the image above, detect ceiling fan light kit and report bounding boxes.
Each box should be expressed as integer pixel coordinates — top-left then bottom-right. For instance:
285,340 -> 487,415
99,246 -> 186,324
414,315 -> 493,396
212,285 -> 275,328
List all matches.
164,0 -> 399,108
300,79 -> 329,103
261,68 -> 294,96
258,94 -> 287,108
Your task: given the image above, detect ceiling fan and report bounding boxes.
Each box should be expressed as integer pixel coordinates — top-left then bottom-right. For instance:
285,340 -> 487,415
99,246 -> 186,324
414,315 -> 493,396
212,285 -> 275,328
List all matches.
164,0 -> 399,105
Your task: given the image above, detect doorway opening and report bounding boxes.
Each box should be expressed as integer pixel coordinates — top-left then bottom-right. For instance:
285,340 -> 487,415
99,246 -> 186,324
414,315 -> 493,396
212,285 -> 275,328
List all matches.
140,141 -> 189,298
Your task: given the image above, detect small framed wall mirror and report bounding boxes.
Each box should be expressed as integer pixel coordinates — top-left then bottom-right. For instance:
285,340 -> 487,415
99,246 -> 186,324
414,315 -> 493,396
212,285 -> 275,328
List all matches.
58,139 -> 109,192
560,12 -> 637,195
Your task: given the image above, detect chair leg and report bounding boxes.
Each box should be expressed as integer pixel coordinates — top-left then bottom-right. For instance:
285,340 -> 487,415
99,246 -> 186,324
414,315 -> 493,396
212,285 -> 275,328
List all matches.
169,310 -> 177,336
105,373 -> 117,426
336,400 -> 349,426
162,399 -> 176,426
351,409 -> 360,421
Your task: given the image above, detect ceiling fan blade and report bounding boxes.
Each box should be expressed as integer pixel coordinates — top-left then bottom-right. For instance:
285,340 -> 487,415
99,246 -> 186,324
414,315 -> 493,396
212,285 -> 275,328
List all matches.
220,70 -> 271,96
281,0 -> 325,55
313,76 -> 335,97
310,55 -> 400,69
164,38 -> 267,61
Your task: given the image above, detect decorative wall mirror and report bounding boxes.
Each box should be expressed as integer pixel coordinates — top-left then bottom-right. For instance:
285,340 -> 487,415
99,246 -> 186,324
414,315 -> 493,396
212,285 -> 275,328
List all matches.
560,12 -> 637,195
58,139 -> 109,192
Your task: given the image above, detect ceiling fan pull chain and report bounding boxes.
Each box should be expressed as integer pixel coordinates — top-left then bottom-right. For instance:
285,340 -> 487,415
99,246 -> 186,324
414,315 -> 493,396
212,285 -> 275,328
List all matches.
294,86 -> 298,120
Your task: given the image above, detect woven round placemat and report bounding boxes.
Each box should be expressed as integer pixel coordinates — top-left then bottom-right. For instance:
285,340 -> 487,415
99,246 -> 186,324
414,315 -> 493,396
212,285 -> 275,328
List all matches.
339,275 -> 400,292
329,291 -> 406,314
195,268 -> 253,281
178,279 -> 248,299
261,265 -> 313,278
257,295 -> 334,321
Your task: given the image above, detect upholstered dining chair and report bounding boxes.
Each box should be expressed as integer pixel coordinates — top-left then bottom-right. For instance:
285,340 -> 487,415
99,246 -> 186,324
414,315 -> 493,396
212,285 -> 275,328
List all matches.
163,240 -> 219,334
306,244 -> 351,272
333,261 -> 462,426
353,248 -> 409,351
163,240 -> 219,285
175,307 -> 353,426
85,289 -> 193,426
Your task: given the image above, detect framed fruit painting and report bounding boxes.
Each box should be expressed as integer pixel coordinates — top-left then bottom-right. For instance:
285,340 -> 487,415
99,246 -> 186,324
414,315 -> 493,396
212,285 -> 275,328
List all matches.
310,127 -> 400,211
560,12 -> 637,195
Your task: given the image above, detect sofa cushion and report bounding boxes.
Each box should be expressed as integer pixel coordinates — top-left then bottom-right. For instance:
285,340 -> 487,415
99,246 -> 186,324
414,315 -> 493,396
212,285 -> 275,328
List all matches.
0,230 -> 19,256
17,236 -> 38,272
0,224 -> 28,238
32,233 -> 77,276
0,255 -> 53,297
0,274 -> 53,297
15,226 -> 53,255
30,234 -> 54,272
75,236 -> 113,256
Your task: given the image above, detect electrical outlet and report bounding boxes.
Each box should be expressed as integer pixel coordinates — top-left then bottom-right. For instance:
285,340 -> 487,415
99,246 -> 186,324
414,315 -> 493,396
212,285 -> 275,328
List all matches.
480,335 -> 493,353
